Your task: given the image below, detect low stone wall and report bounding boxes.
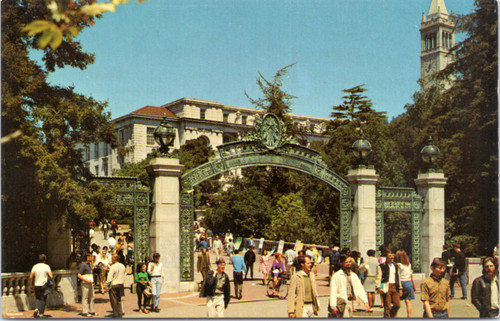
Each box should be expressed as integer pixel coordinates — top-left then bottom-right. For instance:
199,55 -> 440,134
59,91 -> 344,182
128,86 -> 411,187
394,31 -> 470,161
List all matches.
1,270 -> 78,314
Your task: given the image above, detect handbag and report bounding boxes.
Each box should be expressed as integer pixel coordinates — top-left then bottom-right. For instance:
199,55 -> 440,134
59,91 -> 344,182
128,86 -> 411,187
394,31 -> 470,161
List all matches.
143,286 -> 152,298
327,298 -> 346,318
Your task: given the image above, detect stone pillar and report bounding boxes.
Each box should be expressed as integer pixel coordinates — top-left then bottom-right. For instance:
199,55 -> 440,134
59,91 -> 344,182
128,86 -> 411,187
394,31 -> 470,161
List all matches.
47,220 -> 71,269
346,167 -> 379,256
415,171 -> 447,276
146,158 -> 184,293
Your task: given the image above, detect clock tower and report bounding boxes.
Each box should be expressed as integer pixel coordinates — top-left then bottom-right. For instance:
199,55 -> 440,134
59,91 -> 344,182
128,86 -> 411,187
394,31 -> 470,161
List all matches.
420,0 -> 455,85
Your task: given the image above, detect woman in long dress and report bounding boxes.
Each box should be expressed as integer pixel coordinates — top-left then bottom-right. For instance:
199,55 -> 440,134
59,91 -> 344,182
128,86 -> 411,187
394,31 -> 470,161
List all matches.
259,249 -> 272,285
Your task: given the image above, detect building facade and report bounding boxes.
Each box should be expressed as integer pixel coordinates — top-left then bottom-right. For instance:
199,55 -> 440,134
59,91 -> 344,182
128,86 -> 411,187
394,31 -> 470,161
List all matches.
84,98 -> 330,176
420,0 -> 455,85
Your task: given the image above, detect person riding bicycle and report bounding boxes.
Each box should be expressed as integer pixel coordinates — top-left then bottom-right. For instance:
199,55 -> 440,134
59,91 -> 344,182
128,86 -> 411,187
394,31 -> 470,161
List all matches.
271,253 -> 285,296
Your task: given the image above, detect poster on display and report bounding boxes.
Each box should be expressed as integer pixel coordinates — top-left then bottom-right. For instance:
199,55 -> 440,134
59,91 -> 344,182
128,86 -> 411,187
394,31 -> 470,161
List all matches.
294,240 -> 303,252
277,240 -> 285,254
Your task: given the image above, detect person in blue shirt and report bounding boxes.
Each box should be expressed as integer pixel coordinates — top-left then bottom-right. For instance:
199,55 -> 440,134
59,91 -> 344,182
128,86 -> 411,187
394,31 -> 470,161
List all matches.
231,249 -> 247,299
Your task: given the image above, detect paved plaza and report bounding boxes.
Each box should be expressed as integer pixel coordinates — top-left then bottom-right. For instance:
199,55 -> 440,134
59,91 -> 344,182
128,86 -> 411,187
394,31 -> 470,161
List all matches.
3,240 -> 480,319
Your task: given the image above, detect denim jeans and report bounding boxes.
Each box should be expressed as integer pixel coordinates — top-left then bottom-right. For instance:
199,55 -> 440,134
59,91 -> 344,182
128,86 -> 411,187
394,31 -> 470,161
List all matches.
450,273 -> 467,297
423,310 -> 449,318
34,286 -> 47,315
151,277 -> 162,308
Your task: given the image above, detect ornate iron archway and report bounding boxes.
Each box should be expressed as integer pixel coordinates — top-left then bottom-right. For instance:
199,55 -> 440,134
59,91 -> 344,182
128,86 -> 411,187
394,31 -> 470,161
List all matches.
95,176 -> 151,266
376,187 -> 424,272
179,114 -> 351,281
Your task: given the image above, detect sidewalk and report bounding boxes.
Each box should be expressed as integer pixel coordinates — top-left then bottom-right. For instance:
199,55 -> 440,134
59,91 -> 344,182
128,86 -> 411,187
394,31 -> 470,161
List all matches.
2,250 -> 479,318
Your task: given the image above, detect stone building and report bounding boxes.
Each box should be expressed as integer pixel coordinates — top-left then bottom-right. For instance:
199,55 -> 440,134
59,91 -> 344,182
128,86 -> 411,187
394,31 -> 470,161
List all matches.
83,98 -> 330,175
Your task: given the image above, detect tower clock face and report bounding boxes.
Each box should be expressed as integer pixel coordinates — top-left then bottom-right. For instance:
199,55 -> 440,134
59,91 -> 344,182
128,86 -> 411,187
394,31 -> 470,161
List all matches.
425,61 -> 436,73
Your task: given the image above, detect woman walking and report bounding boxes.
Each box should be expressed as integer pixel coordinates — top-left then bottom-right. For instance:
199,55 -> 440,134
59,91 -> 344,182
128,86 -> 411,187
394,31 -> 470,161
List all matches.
396,250 -> 414,318
363,249 -> 379,312
148,253 -> 164,312
135,263 -> 151,313
259,249 -> 272,285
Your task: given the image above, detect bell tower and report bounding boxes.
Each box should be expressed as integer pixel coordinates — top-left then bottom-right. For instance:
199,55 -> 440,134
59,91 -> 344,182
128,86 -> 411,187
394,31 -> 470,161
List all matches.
420,0 -> 455,85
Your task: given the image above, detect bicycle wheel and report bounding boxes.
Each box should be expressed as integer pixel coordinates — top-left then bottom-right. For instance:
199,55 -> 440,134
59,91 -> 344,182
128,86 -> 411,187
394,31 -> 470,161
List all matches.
278,281 -> 289,299
266,279 -> 274,297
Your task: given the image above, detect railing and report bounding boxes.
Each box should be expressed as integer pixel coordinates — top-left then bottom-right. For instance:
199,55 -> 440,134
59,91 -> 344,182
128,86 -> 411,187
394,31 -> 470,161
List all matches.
1,270 -> 78,313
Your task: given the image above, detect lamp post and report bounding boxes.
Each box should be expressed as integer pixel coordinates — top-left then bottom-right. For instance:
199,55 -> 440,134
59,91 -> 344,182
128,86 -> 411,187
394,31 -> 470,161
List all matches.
420,136 -> 440,172
352,130 -> 372,167
153,113 -> 176,157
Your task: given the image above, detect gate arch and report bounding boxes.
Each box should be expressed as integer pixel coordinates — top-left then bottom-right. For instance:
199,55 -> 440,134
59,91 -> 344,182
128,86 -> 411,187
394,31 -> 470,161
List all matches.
178,114 -> 351,281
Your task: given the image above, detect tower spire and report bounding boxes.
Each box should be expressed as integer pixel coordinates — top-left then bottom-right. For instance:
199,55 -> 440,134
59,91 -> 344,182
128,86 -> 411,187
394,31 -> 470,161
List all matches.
427,0 -> 449,19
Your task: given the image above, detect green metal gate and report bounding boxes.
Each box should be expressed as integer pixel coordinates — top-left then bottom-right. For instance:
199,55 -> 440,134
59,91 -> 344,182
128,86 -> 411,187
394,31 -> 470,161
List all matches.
95,177 -> 151,267
376,187 -> 424,272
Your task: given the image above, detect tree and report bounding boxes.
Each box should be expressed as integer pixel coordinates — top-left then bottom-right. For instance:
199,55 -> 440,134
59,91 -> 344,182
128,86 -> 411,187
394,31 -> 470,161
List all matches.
1,0 -> 116,271
266,193 -> 314,243
391,0 -> 498,255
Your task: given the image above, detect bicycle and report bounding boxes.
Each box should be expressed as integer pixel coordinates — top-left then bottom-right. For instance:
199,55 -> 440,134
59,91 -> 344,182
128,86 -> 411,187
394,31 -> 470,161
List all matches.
266,272 -> 290,299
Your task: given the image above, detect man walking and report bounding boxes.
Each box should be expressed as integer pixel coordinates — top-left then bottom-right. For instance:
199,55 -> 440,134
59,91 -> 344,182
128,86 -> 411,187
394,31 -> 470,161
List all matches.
78,253 -> 96,317
450,242 -> 467,299
200,258 -> 231,317
244,246 -> 256,280
326,245 -> 339,284
231,249 -> 247,299
213,235 -> 223,262
441,244 -> 452,279
421,258 -> 450,318
471,257 -> 499,318
245,235 -> 254,250
287,255 -> 320,318
29,254 -> 53,318
329,254 -> 369,317
375,249 -> 402,318
105,254 -> 126,318
197,246 -> 211,281
284,246 -> 298,274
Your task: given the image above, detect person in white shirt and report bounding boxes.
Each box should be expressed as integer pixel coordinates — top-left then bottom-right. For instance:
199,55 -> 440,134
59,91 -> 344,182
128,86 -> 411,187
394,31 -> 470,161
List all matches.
212,235 -> 223,262
148,252 -> 164,312
329,254 -> 369,317
284,247 -> 298,274
108,236 -> 117,252
105,254 -> 126,318
375,250 -> 402,318
30,254 -> 53,318
95,246 -> 111,293
396,250 -> 415,318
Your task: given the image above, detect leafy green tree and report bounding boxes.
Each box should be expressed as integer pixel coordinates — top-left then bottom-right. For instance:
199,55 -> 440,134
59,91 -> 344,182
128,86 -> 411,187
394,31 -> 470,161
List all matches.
266,193 -> 314,243
1,0 -> 116,271
331,85 -> 386,124
205,185 -> 272,236
392,0 -> 497,255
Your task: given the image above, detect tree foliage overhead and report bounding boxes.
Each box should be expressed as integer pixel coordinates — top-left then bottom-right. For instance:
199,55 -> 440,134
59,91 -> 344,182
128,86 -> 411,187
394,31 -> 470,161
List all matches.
2,0 -> 116,271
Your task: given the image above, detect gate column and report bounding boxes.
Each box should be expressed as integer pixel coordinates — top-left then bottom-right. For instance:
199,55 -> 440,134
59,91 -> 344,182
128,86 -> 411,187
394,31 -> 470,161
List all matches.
147,157 -> 184,293
415,172 -> 447,276
346,167 -> 379,256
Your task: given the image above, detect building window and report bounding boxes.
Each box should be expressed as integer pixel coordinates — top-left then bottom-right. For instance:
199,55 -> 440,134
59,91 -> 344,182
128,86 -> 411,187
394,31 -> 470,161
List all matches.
147,127 -> 155,145
94,143 -> 99,158
119,130 -> 124,144
85,146 -> 90,161
102,158 -> 108,176
242,116 -> 247,125
200,109 -> 206,120
223,113 -> 229,123
94,165 -> 99,175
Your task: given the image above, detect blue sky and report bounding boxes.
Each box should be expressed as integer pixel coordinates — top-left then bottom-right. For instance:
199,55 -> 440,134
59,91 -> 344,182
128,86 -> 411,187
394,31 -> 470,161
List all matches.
44,0 -> 474,120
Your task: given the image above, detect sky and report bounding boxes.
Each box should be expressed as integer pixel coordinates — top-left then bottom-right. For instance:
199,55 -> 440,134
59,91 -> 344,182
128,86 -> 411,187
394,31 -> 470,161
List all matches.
42,0 -> 474,121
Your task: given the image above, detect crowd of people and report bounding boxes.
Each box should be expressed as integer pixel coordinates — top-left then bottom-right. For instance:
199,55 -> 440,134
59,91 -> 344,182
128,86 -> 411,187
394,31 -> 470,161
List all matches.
196,234 -> 499,319
28,222 -> 498,319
